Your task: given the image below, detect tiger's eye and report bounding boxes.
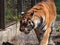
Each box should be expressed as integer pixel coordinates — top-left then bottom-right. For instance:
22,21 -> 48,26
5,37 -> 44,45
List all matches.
29,21 -> 30,23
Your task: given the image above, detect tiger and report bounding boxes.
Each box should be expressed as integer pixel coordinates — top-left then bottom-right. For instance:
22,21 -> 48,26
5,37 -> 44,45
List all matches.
19,0 -> 56,45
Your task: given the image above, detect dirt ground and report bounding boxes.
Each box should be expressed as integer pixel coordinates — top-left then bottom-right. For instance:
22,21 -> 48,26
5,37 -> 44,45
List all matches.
0,21 -> 60,45
11,21 -> 60,45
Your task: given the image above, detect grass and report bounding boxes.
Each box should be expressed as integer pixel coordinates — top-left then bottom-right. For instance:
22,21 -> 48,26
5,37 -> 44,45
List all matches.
55,15 -> 60,31
56,25 -> 60,31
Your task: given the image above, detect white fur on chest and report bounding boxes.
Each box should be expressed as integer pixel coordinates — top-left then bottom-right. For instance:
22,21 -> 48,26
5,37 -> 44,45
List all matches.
34,19 -> 40,28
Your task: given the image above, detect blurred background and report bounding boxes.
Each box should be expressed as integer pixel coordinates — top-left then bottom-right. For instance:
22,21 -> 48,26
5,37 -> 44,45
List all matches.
0,0 -> 60,29
0,0 -> 60,45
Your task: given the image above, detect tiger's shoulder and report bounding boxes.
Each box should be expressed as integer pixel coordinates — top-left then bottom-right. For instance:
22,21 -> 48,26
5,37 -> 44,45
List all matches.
27,1 -> 56,16
28,2 -> 48,12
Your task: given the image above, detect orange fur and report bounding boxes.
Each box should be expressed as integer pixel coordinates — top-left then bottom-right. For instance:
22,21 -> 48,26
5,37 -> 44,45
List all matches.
27,0 -> 56,45
20,0 -> 56,45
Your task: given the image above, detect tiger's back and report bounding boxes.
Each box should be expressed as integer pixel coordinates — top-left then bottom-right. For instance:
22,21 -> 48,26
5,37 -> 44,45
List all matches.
27,1 -> 56,27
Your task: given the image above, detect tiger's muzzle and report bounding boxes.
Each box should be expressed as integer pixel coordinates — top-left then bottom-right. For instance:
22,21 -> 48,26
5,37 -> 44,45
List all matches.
20,21 -> 35,34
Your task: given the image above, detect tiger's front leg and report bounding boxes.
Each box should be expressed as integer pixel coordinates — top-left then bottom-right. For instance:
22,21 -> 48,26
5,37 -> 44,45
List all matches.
48,21 -> 56,45
40,27 -> 51,45
34,28 -> 44,43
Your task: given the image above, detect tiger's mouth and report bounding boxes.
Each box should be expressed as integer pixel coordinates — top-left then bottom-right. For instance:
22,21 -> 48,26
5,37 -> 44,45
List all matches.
20,26 -> 34,34
20,21 -> 35,34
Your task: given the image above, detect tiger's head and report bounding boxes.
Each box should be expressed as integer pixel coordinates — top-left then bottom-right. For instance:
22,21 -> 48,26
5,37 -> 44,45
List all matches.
19,12 -> 35,34
19,11 -> 43,34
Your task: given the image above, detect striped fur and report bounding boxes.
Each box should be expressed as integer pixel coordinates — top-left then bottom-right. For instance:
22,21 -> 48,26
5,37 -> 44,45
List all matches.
20,0 -> 56,45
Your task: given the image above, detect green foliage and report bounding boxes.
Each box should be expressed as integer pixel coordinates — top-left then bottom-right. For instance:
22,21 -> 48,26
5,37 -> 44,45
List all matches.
12,15 -> 19,23
54,0 -> 60,14
5,0 -> 18,24
56,26 -> 60,31
56,15 -> 60,21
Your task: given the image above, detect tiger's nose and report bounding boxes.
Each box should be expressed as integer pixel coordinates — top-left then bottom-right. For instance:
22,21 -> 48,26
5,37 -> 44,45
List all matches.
20,28 -> 25,32
19,26 -> 25,32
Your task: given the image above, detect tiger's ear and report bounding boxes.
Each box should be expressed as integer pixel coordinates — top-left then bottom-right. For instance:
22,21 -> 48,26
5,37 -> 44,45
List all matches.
30,11 -> 34,17
20,12 -> 25,17
21,12 -> 25,15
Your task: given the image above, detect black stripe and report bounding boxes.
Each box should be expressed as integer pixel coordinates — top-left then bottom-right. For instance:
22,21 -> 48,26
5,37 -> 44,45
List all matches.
34,8 -> 40,10
32,21 -> 35,28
